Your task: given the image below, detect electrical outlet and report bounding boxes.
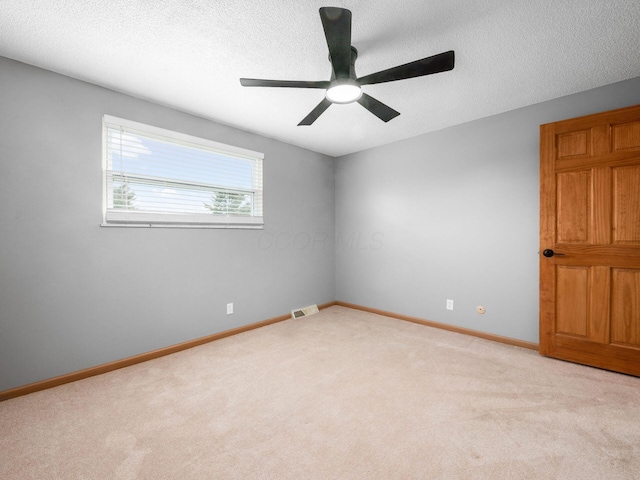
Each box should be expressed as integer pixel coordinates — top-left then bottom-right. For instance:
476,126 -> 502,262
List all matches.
226,303 -> 233,315
446,299 -> 454,311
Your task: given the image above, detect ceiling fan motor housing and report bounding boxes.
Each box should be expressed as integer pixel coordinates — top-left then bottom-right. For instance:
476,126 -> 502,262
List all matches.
328,46 -> 358,81
326,47 -> 361,104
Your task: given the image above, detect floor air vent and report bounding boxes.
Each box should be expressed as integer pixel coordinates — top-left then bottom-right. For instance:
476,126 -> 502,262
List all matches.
291,304 -> 319,319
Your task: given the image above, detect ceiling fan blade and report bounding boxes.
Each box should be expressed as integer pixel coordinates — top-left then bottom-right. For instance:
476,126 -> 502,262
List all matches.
319,7 -> 352,79
357,93 -> 400,122
240,78 -> 330,89
358,50 -> 455,86
298,98 -> 332,126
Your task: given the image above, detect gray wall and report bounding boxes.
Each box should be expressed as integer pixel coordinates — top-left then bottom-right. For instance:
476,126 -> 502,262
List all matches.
335,76 -> 640,343
0,57 -> 335,391
2,53 -> 640,393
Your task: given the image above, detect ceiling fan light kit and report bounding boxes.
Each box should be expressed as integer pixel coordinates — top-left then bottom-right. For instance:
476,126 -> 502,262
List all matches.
326,81 -> 362,104
240,7 -> 455,126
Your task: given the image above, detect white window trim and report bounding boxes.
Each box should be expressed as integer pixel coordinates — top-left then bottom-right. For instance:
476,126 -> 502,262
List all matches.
101,115 -> 264,229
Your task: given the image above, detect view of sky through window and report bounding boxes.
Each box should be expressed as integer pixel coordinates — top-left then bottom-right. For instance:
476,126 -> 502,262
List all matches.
107,127 -> 256,216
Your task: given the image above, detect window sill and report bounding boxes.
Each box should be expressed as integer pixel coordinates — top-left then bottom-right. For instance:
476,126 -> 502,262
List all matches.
100,223 -> 264,230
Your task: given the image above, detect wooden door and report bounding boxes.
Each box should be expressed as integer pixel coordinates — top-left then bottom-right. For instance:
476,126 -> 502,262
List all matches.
540,104 -> 640,376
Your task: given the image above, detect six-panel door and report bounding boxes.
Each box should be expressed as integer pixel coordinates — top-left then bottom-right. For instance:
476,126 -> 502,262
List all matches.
540,104 -> 640,376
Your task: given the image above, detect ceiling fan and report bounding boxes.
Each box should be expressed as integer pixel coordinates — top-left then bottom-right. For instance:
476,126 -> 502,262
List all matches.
240,7 -> 455,126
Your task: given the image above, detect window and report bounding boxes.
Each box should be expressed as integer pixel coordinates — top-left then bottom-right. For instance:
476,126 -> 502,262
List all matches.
102,115 -> 264,228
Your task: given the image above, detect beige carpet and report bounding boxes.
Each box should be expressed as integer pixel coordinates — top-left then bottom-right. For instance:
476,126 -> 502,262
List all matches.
1,306 -> 639,479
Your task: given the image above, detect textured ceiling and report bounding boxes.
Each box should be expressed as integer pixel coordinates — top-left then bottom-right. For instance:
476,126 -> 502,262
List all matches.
1,0 -> 640,157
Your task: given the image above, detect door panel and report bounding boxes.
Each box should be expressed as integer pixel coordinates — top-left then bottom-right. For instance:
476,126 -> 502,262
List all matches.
613,166 -> 640,243
557,130 -> 590,158
556,266 -> 589,337
556,171 -> 590,243
611,269 -> 640,347
612,121 -> 640,151
540,104 -> 640,376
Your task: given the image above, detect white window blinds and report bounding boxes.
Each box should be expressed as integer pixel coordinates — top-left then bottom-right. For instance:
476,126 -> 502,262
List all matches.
102,115 -> 264,228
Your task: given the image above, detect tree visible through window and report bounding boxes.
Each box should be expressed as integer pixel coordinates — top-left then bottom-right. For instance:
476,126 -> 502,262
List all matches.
102,115 -> 264,228
204,192 -> 251,216
113,182 -> 136,210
